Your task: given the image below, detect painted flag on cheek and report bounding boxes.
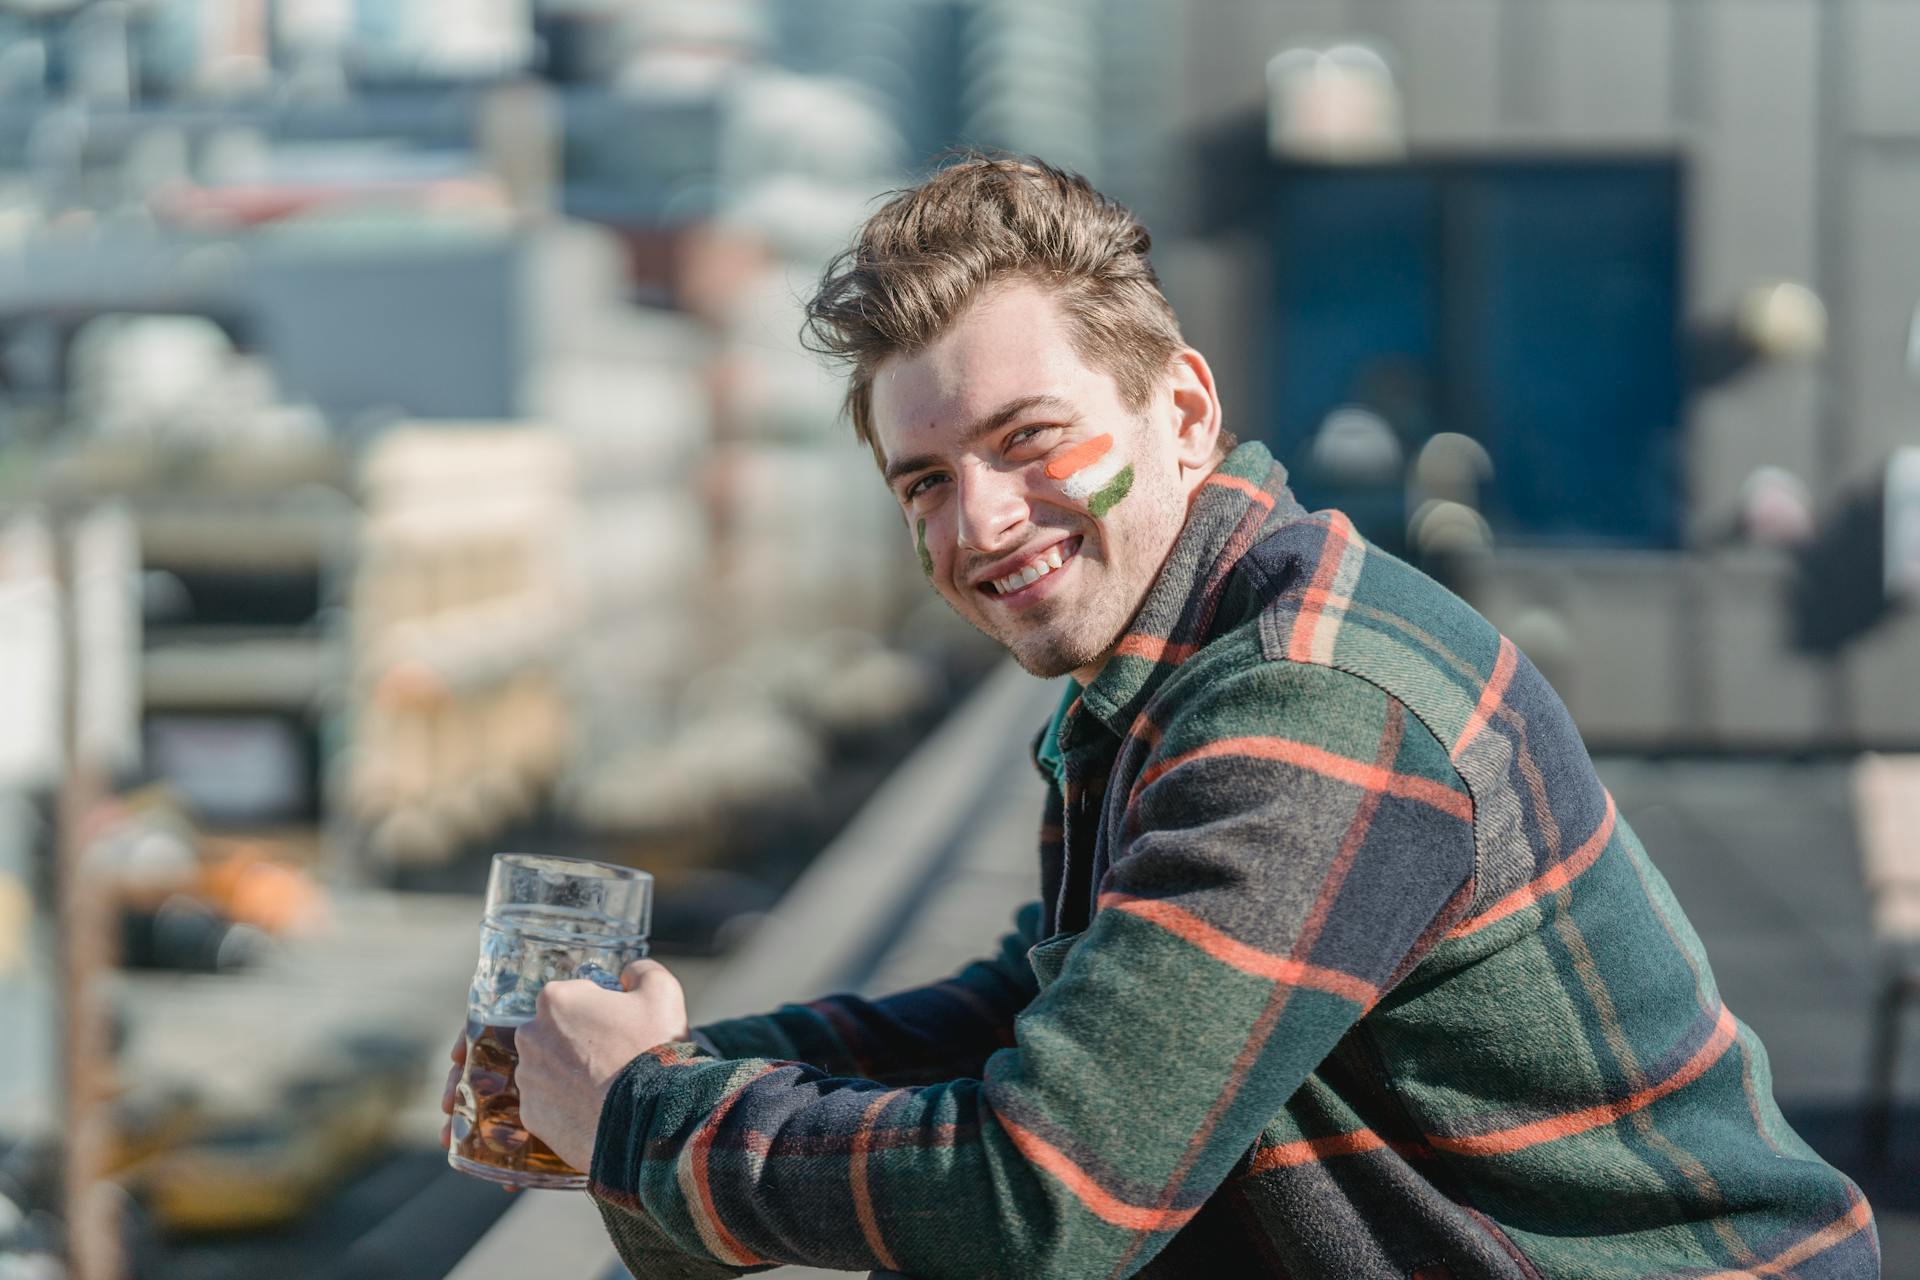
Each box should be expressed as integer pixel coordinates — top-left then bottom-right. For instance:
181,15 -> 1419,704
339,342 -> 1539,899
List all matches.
1046,433 -> 1134,517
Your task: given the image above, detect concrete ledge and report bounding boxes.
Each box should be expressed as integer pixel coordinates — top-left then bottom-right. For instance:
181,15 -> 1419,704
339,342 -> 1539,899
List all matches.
442,1189 -> 610,1280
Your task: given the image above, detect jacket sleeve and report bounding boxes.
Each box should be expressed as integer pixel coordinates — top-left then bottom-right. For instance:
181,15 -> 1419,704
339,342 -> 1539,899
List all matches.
688,900 -> 1044,1085
588,662 -> 1476,1279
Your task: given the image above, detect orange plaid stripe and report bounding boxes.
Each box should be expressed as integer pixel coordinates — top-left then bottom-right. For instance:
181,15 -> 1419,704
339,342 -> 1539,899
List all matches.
1448,791 -> 1618,938
998,1109 -> 1203,1233
1131,734 -> 1474,824
1100,892 -> 1379,1007
1427,1006 -> 1739,1158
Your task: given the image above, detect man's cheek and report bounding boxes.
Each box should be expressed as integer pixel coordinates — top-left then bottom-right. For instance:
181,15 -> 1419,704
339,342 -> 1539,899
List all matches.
1046,432 -> 1134,517
916,517 -> 934,580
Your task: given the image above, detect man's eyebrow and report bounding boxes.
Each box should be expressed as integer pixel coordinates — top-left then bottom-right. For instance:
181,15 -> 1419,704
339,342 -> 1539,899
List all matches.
882,394 -> 1076,488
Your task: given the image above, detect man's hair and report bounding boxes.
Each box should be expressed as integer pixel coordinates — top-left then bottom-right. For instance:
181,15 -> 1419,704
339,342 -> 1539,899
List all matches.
802,153 -> 1207,472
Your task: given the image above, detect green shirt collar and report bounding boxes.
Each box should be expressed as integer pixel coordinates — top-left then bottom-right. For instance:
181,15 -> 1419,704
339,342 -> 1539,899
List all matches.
1035,677 -> 1080,792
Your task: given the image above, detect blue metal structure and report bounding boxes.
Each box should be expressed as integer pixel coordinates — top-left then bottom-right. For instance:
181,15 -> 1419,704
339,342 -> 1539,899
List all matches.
1268,156 -> 1684,548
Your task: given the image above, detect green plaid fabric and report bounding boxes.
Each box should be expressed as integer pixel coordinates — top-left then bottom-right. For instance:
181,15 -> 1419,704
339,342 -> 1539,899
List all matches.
588,443 -> 1877,1279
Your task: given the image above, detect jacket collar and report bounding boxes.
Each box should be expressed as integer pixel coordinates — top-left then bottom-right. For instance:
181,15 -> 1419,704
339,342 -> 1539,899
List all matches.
1074,441 -> 1306,739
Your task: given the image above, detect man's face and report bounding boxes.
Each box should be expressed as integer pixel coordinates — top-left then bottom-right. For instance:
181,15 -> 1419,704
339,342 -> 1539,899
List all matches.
871,281 -> 1211,682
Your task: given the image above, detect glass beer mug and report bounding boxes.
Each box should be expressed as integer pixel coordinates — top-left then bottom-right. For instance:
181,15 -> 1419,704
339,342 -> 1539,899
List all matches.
448,854 -> 653,1190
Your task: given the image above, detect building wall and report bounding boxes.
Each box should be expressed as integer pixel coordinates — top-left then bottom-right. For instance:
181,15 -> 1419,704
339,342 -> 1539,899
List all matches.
1164,0 -> 1920,748
1167,0 -> 1920,510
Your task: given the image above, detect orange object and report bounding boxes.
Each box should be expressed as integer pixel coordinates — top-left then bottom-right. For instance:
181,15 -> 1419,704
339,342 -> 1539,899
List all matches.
1044,433 -> 1113,480
200,854 -> 330,937
373,660 -> 449,710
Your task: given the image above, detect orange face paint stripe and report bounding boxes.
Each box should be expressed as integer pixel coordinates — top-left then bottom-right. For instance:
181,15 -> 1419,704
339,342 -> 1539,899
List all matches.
1131,735 -> 1475,824
1426,1005 -> 1739,1158
997,1110 -> 1202,1233
1448,791 -> 1617,938
1100,892 -> 1380,1006
1045,433 -> 1114,480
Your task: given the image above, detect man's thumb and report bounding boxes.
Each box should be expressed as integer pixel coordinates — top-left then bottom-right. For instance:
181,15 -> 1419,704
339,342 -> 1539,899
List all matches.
619,958 -> 668,992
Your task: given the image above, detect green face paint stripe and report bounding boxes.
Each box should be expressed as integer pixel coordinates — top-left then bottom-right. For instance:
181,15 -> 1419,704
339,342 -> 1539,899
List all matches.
916,518 -> 933,578
1087,464 -> 1134,518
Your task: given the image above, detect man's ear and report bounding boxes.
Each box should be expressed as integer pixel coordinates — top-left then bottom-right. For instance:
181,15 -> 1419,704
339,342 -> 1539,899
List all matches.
1166,348 -> 1223,476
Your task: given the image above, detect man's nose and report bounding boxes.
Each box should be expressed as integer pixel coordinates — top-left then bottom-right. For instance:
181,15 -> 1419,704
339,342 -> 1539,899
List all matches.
953,464 -> 1027,553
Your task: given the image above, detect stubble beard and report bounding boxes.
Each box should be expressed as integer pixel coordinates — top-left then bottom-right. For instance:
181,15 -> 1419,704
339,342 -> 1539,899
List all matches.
954,531 -> 1130,680
997,474 -> 1188,681
994,595 -> 1123,680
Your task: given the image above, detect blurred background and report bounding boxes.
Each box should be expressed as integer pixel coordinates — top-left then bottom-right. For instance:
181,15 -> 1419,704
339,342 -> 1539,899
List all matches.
0,0 -> 1917,1276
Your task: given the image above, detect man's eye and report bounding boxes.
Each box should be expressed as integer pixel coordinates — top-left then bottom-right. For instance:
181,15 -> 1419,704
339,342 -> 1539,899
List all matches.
905,474 -> 946,501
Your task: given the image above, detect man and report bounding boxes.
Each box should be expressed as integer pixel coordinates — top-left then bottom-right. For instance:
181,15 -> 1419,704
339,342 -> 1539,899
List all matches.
444,156 -> 1878,1278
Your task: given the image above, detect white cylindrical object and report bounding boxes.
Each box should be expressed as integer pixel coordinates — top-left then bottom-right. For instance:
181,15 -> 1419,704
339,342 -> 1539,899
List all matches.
0,516 -> 62,791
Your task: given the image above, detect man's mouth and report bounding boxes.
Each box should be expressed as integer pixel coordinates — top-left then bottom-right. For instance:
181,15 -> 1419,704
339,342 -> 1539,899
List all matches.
981,536 -> 1082,598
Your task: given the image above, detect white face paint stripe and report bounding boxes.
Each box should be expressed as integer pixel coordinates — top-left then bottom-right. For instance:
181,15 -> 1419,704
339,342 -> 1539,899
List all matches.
1061,449 -> 1129,502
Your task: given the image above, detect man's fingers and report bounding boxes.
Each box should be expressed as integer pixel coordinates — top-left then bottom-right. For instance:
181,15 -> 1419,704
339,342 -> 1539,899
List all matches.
620,958 -> 669,992
441,1023 -> 469,1118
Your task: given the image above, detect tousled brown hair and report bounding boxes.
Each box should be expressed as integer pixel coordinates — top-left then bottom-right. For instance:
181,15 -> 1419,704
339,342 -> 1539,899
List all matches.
802,153 -> 1197,473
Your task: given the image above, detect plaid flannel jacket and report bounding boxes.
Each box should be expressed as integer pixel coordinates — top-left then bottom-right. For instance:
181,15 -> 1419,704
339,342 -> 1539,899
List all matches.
587,443 -> 1877,1279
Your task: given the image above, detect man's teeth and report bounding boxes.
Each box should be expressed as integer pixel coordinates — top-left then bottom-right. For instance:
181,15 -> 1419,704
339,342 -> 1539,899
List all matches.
992,544 -> 1069,595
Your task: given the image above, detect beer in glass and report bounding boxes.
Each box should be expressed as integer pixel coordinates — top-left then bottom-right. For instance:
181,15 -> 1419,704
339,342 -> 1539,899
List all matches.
447,853 -> 652,1190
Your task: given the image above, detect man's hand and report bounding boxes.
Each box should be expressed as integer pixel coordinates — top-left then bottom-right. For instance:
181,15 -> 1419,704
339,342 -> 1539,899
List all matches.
439,1028 -> 467,1152
513,959 -> 693,1173
438,960 -> 693,1170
